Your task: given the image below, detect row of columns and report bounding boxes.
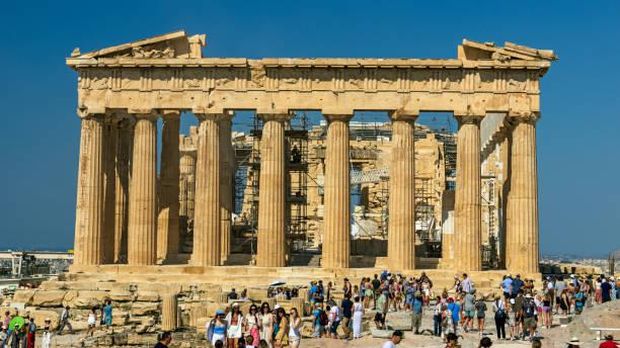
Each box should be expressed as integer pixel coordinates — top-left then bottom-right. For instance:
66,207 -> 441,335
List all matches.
73,111 -> 235,267
73,110 -> 539,273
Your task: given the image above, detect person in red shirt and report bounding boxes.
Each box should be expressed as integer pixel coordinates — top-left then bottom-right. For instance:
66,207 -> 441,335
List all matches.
599,335 -> 618,348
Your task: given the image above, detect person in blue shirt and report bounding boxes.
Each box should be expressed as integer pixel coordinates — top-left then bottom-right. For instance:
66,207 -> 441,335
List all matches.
411,292 -> 424,334
501,275 -> 513,299
447,297 -> 460,335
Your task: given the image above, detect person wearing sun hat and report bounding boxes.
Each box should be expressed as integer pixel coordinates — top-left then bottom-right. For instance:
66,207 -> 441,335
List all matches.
566,336 -> 582,347
41,318 -> 52,348
206,309 -> 228,346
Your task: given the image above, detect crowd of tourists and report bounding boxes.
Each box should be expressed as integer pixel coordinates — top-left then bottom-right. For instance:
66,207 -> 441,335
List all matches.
198,270 -> 618,348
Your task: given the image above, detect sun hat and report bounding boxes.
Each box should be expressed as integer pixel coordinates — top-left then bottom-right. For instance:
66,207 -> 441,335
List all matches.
215,309 -> 225,316
566,337 -> 582,345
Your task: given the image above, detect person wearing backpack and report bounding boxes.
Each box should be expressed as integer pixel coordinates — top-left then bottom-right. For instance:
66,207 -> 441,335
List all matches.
522,294 -> 537,340
492,295 -> 507,340
311,303 -> 325,338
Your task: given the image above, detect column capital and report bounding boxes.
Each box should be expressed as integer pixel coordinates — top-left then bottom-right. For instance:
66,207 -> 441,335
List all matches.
324,114 -> 353,123
78,112 -> 105,121
130,111 -> 159,121
456,114 -> 484,125
390,110 -> 418,121
508,111 -> 539,124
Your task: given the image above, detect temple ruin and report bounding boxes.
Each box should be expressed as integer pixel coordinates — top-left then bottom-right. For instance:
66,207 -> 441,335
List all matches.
66,30 -> 556,278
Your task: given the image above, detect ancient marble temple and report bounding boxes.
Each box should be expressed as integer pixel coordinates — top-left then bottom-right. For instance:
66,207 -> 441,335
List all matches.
68,31 -> 555,274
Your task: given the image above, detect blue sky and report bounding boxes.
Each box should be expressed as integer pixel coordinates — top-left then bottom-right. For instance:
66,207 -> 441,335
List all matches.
0,1 -> 618,257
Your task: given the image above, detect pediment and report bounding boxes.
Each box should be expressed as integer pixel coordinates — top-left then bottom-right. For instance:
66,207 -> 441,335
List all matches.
70,30 -> 206,59
459,39 -> 557,62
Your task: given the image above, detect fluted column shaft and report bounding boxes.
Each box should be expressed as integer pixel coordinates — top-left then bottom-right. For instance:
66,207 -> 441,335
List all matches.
388,115 -> 417,271
256,115 -> 287,267
192,114 -> 222,266
127,114 -> 158,265
219,117 -> 234,263
157,112 -> 181,263
322,115 -> 351,269
114,118 -> 132,263
454,116 -> 483,271
102,117 -> 118,264
161,292 -> 178,331
506,116 -> 539,273
74,115 -> 105,266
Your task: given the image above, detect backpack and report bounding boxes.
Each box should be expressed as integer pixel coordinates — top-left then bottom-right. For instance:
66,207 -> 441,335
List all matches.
524,299 -> 536,317
319,310 -> 329,326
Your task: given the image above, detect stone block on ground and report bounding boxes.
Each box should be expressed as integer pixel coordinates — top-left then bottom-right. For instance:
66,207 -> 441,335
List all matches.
66,290 -> 109,309
12,289 -> 36,305
109,290 -> 134,302
131,302 -> 159,316
372,328 -> 396,338
31,290 -> 67,307
28,309 -> 60,330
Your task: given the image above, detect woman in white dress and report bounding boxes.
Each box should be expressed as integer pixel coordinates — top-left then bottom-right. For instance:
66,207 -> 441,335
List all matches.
352,296 -> 364,339
225,303 -> 245,347
258,302 -> 274,347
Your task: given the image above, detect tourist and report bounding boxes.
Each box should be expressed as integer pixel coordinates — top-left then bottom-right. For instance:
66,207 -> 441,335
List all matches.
240,289 -> 249,301
57,306 -> 73,335
246,304 -> 260,346
522,294 -> 537,340
453,275 -> 462,294
461,273 -> 474,294
327,303 -> 340,339
259,302 -> 274,345
574,288 -> 586,314
475,294 -> 487,335
411,291 -> 423,334
0,325 -> 7,348
598,334 -> 617,348
501,275 -> 513,299
492,295 -> 507,340
382,330 -> 403,348
566,337 -> 582,348
8,324 -> 22,348
245,335 -> 256,348
41,318 -> 52,348
87,307 -> 97,336
531,337 -> 542,348
372,274 -> 381,309
340,294 -> 353,339
554,276 -> 566,313
343,278 -> 352,298
560,289 -> 571,315
462,290 -> 476,332
225,303 -> 245,347
433,295 -> 443,337
512,275 -> 524,298
595,277 -> 603,304
154,331 -> 172,348
103,299 -> 113,327
288,308 -> 301,348
542,294 -> 552,329
229,288 -> 239,301
441,304 -> 453,339
2,311 -> 9,333
601,278 -> 612,303
513,292 -> 525,338
447,297 -> 460,335
445,332 -> 460,348
507,298 -> 517,340
206,310 -> 228,346
352,296 -> 364,339
364,278 -> 373,309
26,316 -> 36,348
479,336 -> 493,348
274,308 -> 289,348
374,311 -> 386,330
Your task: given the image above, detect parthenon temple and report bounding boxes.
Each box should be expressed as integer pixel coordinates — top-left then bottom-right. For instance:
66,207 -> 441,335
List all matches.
68,30 -> 556,279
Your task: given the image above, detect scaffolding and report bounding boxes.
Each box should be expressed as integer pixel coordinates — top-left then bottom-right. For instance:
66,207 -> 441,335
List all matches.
247,112 -> 311,255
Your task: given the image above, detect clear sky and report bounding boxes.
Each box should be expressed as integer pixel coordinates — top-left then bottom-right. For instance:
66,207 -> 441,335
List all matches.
0,1 -> 618,257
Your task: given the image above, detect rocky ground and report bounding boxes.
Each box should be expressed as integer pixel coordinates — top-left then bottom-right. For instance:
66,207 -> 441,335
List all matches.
43,300 -> 619,347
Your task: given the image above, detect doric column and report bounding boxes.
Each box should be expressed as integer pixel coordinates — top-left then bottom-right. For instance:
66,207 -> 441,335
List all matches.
73,114 -> 105,266
322,114 -> 352,269
127,113 -> 158,265
102,116 -> 118,264
113,117 -> 133,263
192,114 -> 222,266
388,113 -> 417,271
256,114 -> 288,267
219,117 -> 234,263
506,114 -> 539,274
157,111 -> 181,263
454,115 -> 483,271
